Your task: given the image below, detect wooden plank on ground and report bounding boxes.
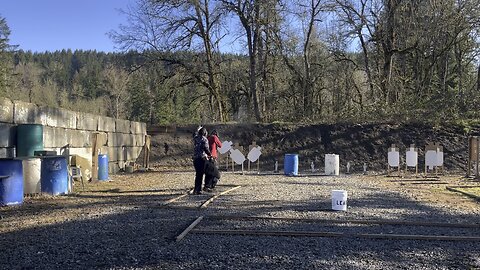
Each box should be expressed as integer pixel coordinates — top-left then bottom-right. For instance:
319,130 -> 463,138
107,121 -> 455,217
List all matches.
446,186 -> 480,201
162,194 -> 188,206
199,186 -> 242,208
176,216 -> 204,242
208,215 -> 480,228
192,229 -> 480,241
390,179 -> 443,182
401,182 -> 450,185
446,185 -> 480,189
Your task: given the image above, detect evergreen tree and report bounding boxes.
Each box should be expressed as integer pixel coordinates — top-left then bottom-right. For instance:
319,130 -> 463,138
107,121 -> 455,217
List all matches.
0,15 -> 13,96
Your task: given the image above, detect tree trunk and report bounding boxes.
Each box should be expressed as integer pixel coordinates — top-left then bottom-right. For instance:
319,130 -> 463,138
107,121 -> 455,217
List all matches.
477,64 -> 480,93
381,0 -> 397,105
244,2 -> 262,122
455,46 -> 463,110
303,20 -> 313,118
193,0 -> 225,122
358,31 -> 374,101
249,52 -> 262,122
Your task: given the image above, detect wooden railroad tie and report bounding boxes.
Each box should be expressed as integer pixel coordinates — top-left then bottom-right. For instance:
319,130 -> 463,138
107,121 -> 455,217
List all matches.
208,215 -> 480,228
446,186 -> 480,201
199,186 -> 242,208
191,229 -> 480,242
159,186 -> 242,208
162,194 -> 189,206
176,216 -> 204,242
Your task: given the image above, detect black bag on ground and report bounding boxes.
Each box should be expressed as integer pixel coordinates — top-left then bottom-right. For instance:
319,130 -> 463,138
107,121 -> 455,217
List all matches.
205,159 -> 221,183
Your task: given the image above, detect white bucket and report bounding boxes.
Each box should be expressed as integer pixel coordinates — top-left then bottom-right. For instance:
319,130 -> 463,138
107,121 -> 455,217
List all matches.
22,158 -> 41,194
325,154 -> 340,175
332,190 -> 347,211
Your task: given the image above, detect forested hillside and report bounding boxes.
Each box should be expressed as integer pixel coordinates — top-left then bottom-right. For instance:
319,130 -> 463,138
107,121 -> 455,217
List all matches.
0,0 -> 479,125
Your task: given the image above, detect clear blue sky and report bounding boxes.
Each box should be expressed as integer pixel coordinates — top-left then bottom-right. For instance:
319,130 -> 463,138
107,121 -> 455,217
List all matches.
1,0 -> 133,52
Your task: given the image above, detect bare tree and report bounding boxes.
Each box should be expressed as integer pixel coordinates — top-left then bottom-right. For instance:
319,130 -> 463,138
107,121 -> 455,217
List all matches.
109,0 -> 227,122
103,65 -> 130,119
476,64 -> 480,96
220,0 -> 265,122
333,0 -> 376,100
293,0 -> 324,117
272,0 -> 327,119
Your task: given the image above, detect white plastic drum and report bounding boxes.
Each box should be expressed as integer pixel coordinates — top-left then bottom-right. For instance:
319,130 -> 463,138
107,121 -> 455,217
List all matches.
22,157 -> 41,194
332,190 -> 348,211
325,154 -> 340,175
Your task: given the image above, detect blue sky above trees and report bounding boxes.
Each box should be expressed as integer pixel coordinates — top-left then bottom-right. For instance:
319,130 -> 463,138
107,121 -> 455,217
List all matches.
1,0 -> 132,52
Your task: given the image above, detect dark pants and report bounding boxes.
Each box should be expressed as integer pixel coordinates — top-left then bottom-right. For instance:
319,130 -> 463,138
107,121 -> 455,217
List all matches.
205,158 -> 219,188
193,157 -> 205,192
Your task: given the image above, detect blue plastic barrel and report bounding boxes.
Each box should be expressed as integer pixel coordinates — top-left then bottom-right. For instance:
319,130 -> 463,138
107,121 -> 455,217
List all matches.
284,154 -> 299,176
0,159 -> 24,206
98,154 -> 109,181
41,156 -> 68,195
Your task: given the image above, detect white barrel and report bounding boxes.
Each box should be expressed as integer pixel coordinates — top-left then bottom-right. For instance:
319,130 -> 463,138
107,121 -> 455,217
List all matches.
325,154 -> 340,175
22,157 -> 41,194
332,190 -> 347,211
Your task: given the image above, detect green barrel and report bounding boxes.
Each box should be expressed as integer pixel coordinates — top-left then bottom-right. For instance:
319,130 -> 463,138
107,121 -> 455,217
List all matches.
16,124 -> 44,157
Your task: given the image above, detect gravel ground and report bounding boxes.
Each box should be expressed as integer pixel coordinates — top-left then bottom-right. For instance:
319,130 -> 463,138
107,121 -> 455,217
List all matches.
1,170 -> 479,270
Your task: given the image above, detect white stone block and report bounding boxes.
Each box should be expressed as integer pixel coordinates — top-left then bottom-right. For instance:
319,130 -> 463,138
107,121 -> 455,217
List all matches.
0,97 -> 14,123
76,112 -> 98,131
130,121 -> 146,134
125,146 -> 143,161
135,134 -> 146,147
0,123 -> 16,147
67,129 -> 91,147
107,147 -> 124,162
0,147 -> 15,158
58,108 -> 77,129
13,100 -> 41,124
98,116 -> 116,132
115,119 -> 130,133
38,106 -> 58,127
43,127 -> 68,148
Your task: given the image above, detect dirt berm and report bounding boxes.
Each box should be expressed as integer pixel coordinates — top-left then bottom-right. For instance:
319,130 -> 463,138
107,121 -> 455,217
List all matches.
148,122 -> 479,173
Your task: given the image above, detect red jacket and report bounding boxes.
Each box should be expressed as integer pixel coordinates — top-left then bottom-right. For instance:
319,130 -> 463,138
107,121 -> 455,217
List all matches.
208,135 -> 222,159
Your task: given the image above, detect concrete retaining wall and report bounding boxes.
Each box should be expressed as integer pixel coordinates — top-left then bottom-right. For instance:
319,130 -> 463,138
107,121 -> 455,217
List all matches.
0,97 -> 147,176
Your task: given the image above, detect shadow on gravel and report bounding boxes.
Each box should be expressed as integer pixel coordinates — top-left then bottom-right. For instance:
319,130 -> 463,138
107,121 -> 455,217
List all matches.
79,188 -> 188,194
0,193 -> 189,221
0,206 -> 201,269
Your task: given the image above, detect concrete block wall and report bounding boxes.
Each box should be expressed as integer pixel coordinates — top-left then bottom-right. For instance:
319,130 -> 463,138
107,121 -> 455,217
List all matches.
0,97 -> 147,176
0,97 -> 14,123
